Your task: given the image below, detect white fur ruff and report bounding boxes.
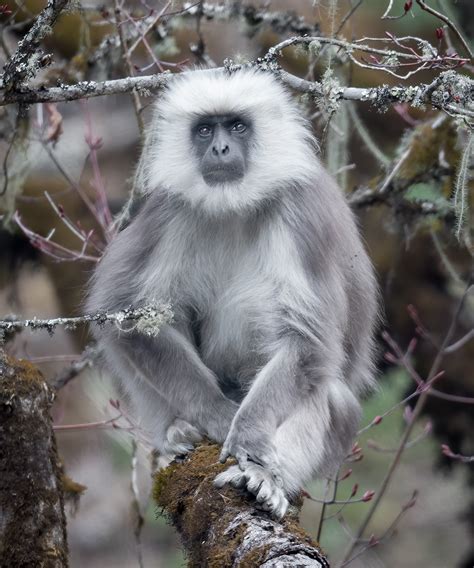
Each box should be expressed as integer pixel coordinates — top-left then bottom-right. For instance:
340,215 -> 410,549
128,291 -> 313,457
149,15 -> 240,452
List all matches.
142,68 -> 318,215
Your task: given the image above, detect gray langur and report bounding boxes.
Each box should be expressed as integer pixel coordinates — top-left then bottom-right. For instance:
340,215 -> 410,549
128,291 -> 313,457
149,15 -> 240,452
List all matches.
87,68 -> 378,519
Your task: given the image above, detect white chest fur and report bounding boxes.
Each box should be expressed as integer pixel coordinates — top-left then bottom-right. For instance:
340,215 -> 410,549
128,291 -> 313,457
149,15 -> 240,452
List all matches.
137,209 -> 311,375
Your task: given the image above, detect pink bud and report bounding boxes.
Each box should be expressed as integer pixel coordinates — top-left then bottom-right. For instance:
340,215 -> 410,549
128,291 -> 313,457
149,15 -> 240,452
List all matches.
372,415 -> 383,425
436,27 -> 444,40
350,483 -> 359,498
441,444 -> 455,457
369,534 -> 379,546
384,352 -> 398,364
362,490 -> 375,502
339,469 -> 353,481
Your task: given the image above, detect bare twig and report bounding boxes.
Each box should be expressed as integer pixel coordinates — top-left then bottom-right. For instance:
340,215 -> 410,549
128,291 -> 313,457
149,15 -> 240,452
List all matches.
130,439 -> 145,568
52,345 -> 99,390
335,0 -> 364,35
114,0 -> 145,134
383,329 -> 474,405
14,211 -> 102,263
415,0 -> 473,59
339,278 -> 474,566
441,444 -> 474,463
265,35 -> 468,80
378,148 -> 411,194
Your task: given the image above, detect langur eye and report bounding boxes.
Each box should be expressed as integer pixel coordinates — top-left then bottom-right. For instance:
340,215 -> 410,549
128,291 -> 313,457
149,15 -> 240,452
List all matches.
231,122 -> 246,132
198,125 -> 212,137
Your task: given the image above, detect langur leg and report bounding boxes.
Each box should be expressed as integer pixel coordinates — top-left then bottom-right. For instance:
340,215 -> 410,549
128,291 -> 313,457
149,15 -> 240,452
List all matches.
101,326 -> 239,443
273,381 -> 361,496
100,338 -> 204,464
125,378 -> 202,460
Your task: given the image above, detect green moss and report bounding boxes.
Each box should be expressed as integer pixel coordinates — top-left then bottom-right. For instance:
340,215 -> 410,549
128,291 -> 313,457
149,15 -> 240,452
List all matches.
398,118 -> 460,185
61,473 -> 86,512
0,354 -> 68,566
153,443 -> 327,567
153,460 -> 180,506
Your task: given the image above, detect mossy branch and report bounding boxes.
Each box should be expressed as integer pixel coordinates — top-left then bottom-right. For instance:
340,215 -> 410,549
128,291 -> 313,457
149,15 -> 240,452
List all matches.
154,444 -> 329,568
0,354 -> 68,567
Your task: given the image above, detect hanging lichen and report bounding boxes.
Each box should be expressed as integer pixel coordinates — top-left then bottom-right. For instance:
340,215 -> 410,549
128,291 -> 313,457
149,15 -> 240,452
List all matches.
453,130 -> 473,245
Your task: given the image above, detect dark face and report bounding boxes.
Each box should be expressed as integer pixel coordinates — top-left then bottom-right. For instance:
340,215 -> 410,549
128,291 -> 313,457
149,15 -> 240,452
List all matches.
191,114 -> 252,186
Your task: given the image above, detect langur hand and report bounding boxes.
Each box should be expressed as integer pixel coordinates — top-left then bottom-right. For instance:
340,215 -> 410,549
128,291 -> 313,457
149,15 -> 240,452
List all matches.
214,463 -> 289,519
219,416 -> 282,483
216,418 -> 287,519
163,419 -> 203,456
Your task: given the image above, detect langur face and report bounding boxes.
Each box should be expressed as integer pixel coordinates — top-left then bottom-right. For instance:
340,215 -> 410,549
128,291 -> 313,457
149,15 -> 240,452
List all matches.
191,114 -> 253,186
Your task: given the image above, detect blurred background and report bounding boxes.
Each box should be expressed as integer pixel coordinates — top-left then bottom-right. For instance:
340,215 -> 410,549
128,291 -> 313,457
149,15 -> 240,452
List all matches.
0,1 -> 473,567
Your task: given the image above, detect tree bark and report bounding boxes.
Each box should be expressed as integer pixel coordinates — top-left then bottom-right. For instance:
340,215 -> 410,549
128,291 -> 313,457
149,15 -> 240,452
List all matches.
154,444 -> 329,567
0,353 -> 68,567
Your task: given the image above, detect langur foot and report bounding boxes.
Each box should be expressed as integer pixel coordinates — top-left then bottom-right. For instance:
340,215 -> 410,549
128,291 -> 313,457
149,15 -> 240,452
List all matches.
163,419 -> 203,456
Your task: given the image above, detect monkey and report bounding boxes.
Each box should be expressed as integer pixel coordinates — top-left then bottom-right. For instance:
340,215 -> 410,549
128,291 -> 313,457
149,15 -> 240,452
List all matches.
86,67 -> 378,519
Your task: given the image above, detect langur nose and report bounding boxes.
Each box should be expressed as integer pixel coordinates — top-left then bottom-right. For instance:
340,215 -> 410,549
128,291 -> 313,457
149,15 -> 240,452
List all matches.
212,144 -> 230,156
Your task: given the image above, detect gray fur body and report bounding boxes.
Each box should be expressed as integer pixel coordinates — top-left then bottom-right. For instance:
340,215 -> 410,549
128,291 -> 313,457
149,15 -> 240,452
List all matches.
87,69 -> 378,518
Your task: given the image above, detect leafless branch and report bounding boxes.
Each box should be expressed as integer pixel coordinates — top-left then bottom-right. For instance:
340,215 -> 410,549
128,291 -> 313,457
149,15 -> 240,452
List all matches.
339,278 -> 474,566
114,0 -> 145,134
2,0 -> 70,90
441,444 -> 474,463
1,66 -> 472,126
415,0 -> 473,59
0,303 -> 173,339
51,344 -> 99,390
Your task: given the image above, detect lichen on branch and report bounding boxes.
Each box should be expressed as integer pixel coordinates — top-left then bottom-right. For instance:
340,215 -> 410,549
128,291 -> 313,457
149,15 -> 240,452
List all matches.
154,444 -> 329,568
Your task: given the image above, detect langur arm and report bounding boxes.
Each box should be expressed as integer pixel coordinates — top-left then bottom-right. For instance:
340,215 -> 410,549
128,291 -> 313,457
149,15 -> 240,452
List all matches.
220,335 -> 341,470
112,325 -> 239,443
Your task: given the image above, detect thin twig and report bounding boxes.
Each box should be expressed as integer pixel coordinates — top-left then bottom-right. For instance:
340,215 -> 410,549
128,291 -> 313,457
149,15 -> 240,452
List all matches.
114,0 -> 145,135
52,345 -> 100,390
339,278 -> 473,566
335,0 -> 364,35
130,439 -> 145,568
415,0 -> 473,59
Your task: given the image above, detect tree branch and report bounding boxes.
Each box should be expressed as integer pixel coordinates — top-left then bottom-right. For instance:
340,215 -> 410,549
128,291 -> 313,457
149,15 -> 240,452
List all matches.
154,444 -> 329,567
0,353 -> 68,566
0,64 -> 472,122
0,303 -> 172,339
2,0 -> 70,90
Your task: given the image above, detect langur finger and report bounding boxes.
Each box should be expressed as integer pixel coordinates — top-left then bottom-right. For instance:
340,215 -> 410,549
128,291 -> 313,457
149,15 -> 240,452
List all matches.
235,450 -> 248,471
219,448 -> 230,463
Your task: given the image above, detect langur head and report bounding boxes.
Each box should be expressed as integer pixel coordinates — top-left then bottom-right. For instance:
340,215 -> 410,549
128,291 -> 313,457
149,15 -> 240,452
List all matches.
137,68 -> 318,215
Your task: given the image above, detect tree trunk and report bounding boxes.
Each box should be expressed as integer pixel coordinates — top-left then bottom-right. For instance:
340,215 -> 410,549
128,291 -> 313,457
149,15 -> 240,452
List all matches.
154,444 -> 329,567
0,353 -> 68,567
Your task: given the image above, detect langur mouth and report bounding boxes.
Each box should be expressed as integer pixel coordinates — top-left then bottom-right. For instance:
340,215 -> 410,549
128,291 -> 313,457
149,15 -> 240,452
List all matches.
203,167 -> 245,186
